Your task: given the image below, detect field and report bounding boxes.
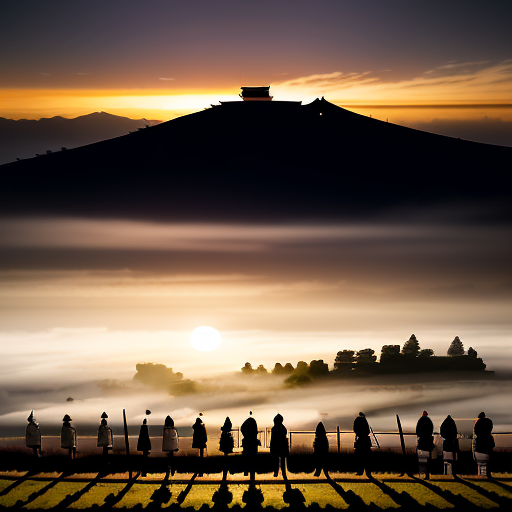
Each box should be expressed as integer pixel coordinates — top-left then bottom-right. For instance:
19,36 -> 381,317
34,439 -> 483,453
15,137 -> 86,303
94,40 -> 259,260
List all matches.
2,469 -> 512,510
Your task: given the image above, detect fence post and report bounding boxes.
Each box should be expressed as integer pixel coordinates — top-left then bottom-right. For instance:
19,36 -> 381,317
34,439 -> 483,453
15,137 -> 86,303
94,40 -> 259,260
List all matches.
289,431 -> 292,451
337,426 -> 341,454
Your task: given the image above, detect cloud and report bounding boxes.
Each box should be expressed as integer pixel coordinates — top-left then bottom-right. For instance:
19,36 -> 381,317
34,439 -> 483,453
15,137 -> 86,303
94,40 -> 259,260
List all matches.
274,60 -> 512,104
158,77 -> 175,81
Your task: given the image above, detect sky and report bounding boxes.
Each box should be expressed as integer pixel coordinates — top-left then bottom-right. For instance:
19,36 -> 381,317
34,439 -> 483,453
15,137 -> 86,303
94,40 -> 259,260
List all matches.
0,0 -> 511,145
1,0 -> 512,434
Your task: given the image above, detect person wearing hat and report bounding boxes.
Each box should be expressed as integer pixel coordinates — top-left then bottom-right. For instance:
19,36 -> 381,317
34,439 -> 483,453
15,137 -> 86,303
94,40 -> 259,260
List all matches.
97,412 -> 113,457
192,416 -> 207,476
416,410 -> 434,478
313,422 -> 329,477
473,412 -> 494,476
137,415 -> 152,476
219,417 -> 234,484
241,411 -> 260,483
353,412 -> 372,477
26,410 -> 42,457
61,414 -> 77,459
162,416 -> 179,478
270,413 -> 289,477
440,415 -> 459,476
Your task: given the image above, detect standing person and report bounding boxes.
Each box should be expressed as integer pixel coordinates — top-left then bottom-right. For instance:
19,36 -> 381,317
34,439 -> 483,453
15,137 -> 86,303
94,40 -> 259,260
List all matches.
162,416 -> 179,478
313,422 -> 329,477
61,414 -> 77,460
473,412 -> 494,477
219,417 -> 234,483
416,410 -> 434,479
26,411 -> 42,457
192,416 -> 207,476
270,414 -> 289,477
440,415 -> 459,476
241,411 -> 260,484
353,412 -> 372,477
97,412 -> 113,457
137,416 -> 151,476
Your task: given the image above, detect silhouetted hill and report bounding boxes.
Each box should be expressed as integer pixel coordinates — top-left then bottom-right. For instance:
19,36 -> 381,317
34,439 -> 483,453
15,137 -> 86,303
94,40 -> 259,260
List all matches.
1,99 -> 510,222
0,112 -> 157,165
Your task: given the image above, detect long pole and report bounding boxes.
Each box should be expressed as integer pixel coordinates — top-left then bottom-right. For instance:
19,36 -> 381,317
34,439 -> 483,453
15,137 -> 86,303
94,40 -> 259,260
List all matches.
396,414 -> 408,476
336,426 -> 341,454
123,409 -> 131,479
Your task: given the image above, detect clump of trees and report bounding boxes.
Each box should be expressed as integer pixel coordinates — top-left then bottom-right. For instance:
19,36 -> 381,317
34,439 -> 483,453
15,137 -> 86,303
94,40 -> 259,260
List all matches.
241,335 -> 487,387
240,359 -> 329,387
133,363 -> 197,395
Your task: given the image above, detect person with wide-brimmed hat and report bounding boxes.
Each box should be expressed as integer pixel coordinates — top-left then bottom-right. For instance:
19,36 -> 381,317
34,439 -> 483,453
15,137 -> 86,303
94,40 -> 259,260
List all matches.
61,414 -> 77,459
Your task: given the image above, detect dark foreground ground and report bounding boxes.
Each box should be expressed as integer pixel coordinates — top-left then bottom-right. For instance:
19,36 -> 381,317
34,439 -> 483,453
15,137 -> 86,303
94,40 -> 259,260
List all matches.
1,452 -> 512,510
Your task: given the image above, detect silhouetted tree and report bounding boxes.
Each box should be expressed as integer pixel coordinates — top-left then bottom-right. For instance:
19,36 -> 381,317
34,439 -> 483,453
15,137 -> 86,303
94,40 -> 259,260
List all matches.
418,349 -> 434,358
296,361 -> 309,373
241,362 -> 254,375
380,345 -> 401,363
468,347 -> 478,358
447,336 -> 464,356
355,348 -> 377,364
133,363 -> 196,395
255,364 -> 268,375
283,363 -> 295,374
284,361 -> 312,387
61,147 -> 67,151
334,350 -> 355,369
309,359 -> 329,376
402,334 -> 420,357
46,149 -> 52,154
272,363 -> 285,374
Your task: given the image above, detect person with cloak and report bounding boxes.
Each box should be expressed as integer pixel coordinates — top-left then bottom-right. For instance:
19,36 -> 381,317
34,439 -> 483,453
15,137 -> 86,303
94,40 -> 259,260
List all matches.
219,417 -> 234,484
137,414 -> 151,476
26,410 -> 42,457
270,413 -> 289,477
61,414 -> 77,459
313,422 -> 329,477
440,415 -> 459,475
97,412 -> 113,457
241,411 -> 260,483
192,416 -> 207,476
162,415 -> 179,477
473,412 -> 494,476
353,412 -> 372,477
416,410 -> 434,479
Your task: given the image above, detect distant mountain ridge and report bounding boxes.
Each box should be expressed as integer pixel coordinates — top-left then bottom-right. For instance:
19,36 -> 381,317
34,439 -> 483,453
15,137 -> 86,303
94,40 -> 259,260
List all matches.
1,98 -> 511,222
0,112 -> 161,165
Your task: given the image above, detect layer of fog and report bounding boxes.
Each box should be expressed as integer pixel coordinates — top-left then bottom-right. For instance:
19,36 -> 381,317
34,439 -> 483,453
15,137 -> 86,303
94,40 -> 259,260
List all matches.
2,371 -> 512,440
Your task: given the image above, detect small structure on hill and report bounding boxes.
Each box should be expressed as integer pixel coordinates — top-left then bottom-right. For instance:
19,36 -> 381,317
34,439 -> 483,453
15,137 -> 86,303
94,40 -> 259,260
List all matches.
240,86 -> 273,101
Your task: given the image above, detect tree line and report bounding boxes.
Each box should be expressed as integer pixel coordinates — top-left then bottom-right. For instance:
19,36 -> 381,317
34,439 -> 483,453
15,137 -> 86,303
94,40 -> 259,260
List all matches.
241,335 -> 487,385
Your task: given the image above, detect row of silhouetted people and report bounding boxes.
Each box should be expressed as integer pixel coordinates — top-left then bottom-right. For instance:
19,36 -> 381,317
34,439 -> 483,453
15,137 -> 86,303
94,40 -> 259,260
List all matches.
24,409 -> 495,477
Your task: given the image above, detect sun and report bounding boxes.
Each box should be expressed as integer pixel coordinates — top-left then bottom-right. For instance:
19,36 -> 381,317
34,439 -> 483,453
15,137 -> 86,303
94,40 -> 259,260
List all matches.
189,326 -> 222,352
